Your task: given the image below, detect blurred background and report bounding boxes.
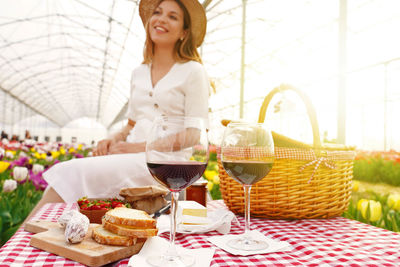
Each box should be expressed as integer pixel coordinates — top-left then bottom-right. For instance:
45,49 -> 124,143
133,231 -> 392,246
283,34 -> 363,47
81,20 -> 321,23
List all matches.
1,0 -> 399,149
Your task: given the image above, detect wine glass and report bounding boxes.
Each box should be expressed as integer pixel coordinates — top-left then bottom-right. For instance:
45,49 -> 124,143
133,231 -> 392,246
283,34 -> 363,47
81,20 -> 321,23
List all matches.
221,122 -> 274,251
145,116 -> 209,266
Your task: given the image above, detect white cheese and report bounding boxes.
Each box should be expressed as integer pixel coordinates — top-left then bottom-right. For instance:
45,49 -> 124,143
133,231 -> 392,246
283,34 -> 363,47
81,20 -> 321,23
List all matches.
178,201 -> 210,225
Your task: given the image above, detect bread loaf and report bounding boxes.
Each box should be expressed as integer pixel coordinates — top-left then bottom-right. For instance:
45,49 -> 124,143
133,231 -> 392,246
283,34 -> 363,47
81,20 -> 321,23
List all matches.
102,219 -> 158,238
103,207 -> 156,228
92,225 -> 136,246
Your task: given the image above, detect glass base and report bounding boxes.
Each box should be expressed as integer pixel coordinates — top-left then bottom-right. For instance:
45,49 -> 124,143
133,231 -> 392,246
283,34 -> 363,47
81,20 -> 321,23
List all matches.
146,254 -> 195,267
227,236 -> 269,251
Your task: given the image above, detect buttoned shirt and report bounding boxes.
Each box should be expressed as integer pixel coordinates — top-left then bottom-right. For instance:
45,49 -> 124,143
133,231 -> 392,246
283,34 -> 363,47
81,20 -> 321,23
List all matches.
126,61 -> 209,143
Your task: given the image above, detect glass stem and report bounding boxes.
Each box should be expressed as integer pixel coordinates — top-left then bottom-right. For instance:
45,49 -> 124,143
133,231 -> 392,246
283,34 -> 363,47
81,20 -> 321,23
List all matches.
243,184 -> 252,239
165,191 -> 180,259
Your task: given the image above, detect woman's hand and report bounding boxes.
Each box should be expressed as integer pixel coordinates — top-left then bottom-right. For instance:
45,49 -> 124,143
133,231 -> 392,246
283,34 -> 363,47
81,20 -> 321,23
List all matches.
93,139 -> 115,156
108,141 -> 146,155
92,120 -> 136,156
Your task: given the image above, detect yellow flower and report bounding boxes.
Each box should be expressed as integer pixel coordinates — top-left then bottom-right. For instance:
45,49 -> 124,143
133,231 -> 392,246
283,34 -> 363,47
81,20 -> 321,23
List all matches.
34,152 -> 41,159
358,199 -> 382,222
77,144 -> 83,150
189,156 -> 195,161
6,150 -> 16,155
207,181 -> 213,191
29,158 -> 33,164
387,194 -> 400,211
69,147 -> 76,153
51,151 -> 60,159
60,147 -> 66,155
213,175 -> 220,185
40,153 -> 46,159
0,161 -> 10,173
352,180 -> 360,192
30,147 -> 36,152
204,170 -> 218,181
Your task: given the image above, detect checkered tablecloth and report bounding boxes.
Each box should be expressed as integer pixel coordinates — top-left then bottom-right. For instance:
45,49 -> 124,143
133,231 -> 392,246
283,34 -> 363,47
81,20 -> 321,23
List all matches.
1,200 -> 400,266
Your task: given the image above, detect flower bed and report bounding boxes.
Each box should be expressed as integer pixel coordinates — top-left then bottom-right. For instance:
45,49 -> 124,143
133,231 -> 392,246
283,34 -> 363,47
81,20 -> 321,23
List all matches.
353,150 -> 400,186
201,145 -> 222,200
344,185 -> 400,232
0,139 -> 92,246
342,150 -> 400,232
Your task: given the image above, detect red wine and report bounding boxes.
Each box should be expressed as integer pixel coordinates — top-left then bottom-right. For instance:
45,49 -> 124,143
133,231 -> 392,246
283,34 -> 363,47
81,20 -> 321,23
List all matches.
222,161 -> 273,185
147,162 -> 207,192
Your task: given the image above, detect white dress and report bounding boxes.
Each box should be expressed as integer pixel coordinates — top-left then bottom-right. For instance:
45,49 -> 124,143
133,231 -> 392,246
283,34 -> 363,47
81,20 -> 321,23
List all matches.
43,61 -> 210,203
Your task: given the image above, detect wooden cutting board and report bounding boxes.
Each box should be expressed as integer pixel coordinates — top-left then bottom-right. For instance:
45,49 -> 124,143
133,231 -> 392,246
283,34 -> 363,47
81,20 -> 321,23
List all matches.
24,220 -> 145,267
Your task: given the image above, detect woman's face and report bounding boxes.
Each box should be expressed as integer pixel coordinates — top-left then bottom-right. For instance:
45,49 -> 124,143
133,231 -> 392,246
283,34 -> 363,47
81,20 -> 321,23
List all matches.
149,0 -> 186,48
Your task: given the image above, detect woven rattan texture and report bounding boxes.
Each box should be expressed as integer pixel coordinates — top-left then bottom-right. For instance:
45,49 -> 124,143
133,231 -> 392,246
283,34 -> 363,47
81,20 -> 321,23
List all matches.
218,157 -> 353,219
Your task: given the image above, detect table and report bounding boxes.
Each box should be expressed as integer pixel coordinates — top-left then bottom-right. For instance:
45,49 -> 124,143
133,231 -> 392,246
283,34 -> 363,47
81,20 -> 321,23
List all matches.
1,200 -> 400,266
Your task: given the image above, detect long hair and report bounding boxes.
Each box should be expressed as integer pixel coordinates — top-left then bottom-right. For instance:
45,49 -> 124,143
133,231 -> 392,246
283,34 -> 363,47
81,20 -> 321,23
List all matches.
142,0 -> 203,64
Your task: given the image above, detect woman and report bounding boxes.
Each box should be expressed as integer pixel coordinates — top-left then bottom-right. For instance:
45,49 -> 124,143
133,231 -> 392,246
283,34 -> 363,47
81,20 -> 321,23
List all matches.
25,0 -> 209,222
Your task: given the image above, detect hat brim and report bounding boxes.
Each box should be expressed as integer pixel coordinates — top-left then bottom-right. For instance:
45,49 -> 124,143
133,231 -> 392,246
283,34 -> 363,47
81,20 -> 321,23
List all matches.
139,0 -> 206,47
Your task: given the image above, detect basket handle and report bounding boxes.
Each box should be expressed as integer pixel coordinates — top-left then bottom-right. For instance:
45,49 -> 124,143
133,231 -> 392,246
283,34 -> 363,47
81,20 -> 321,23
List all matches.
258,84 -> 322,148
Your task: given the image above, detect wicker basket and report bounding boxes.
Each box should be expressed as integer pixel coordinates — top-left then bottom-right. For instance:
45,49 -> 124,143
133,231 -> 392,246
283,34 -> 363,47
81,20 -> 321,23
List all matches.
218,84 -> 355,219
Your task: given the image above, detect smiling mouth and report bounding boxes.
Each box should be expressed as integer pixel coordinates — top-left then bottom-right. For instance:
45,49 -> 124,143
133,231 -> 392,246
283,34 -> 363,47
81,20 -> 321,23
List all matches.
154,26 -> 167,33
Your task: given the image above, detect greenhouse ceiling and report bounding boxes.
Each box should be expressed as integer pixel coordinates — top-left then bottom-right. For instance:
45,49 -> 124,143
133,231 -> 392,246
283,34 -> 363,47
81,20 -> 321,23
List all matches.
0,0 -> 218,129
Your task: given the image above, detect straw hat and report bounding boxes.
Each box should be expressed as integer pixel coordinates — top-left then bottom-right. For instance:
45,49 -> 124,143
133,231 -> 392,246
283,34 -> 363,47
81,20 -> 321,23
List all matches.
139,0 -> 207,47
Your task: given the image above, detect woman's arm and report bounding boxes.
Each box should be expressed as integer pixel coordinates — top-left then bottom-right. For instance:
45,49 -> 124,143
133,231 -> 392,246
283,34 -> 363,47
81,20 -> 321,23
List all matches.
148,127 -> 201,153
92,119 -> 135,156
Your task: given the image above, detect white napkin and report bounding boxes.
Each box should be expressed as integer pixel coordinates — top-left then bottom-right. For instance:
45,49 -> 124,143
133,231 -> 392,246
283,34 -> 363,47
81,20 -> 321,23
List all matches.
157,209 -> 239,235
207,230 -> 292,256
128,236 -> 215,267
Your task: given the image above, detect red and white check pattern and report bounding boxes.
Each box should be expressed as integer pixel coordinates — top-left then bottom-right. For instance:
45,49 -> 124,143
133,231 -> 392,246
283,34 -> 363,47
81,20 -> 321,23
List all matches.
1,200 -> 400,266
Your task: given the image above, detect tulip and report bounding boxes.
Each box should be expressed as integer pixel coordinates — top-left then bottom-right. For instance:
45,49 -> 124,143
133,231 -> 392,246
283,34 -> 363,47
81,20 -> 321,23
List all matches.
5,151 -> 15,158
3,179 -> 17,192
11,156 -> 28,167
29,170 -> 48,191
207,181 -> 213,191
204,170 -> 218,181
60,147 -> 66,155
13,166 -> 28,182
0,161 -> 10,173
213,175 -> 220,185
18,151 -> 28,158
387,194 -> 400,211
357,199 -> 382,222
352,180 -> 360,192
51,151 -> 60,159
32,164 -> 44,174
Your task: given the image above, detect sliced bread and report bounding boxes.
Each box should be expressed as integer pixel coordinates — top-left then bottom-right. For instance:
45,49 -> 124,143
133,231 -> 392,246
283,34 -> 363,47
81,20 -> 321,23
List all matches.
102,219 -> 158,238
92,225 -> 136,246
103,207 -> 156,228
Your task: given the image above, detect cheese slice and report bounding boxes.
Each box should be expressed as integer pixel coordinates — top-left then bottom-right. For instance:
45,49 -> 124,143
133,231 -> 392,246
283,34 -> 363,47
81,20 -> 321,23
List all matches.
178,201 -> 209,225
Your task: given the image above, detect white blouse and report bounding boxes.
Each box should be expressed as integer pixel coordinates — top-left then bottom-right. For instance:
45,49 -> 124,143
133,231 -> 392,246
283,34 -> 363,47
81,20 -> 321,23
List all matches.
126,61 -> 210,143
